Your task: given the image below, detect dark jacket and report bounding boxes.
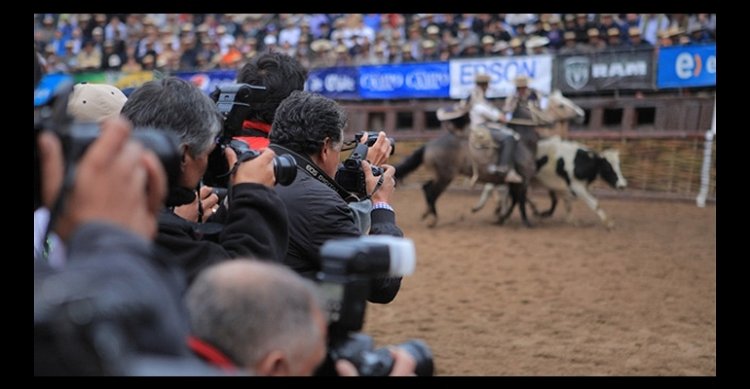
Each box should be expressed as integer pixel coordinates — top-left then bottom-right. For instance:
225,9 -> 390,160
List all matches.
34,222 -> 191,375
155,182 -> 289,284
274,164 -> 402,304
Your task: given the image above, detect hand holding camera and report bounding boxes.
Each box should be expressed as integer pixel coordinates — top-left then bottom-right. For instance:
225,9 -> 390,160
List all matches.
357,131 -> 394,167
173,185 -> 222,223
39,117 -> 168,241
224,145 -> 279,188
362,161 -> 396,204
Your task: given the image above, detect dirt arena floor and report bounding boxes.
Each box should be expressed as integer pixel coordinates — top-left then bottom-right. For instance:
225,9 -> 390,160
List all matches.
363,185 -> 716,376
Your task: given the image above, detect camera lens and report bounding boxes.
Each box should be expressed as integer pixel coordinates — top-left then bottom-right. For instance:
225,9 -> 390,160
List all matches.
395,339 -> 434,376
272,154 -> 297,186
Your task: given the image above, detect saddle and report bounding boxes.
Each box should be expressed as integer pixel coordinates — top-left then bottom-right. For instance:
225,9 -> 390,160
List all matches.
469,124 -> 498,150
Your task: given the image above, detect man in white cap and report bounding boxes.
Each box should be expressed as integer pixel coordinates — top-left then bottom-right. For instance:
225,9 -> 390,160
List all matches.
467,74 -> 523,183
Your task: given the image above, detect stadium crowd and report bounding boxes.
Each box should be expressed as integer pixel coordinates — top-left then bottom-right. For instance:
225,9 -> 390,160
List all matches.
34,13 -> 716,74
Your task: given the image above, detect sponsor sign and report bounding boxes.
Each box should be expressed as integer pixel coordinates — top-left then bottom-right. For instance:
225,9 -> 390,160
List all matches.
556,49 -> 654,92
449,55 -> 553,99
358,62 -> 450,99
656,44 -> 716,88
305,66 -> 359,100
173,70 -> 237,94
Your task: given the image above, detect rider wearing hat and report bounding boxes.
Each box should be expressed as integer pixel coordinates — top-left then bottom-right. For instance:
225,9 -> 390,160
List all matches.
467,73 -> 523,184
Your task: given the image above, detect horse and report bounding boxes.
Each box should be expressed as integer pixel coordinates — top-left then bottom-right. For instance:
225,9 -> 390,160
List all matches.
471,136 -> 627,229
395,91 -> 584,227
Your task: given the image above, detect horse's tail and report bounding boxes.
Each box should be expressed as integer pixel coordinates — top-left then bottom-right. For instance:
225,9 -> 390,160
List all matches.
395,145 -> 426,181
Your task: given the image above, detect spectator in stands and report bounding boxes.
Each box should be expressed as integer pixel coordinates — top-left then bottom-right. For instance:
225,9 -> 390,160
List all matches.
558,31 -> 580,55
525,36 -> 550,55
509,37 -> 526,56
545,15 -> 564,51
583,28 -> 607,53
627,27 -> 652,50
268,91 -> 403,303
640,14 -> 670,46
605,27 -> 624,51
120,77 -> 288,284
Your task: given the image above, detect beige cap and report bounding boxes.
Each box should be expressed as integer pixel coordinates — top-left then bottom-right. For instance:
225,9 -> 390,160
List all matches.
563,31 -> 576,40
481,35 -> 495,45
628,27 -> 641,37
426,25 -> 440,35
587,28 -> 600,37
67,83 -> 127,123
607,27 -> 620,37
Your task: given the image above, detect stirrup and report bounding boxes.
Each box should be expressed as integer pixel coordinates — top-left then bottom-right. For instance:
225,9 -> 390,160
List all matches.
505,169 -> 523,183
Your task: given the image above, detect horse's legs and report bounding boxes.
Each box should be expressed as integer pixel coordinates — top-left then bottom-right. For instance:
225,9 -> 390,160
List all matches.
539,190 -> 558,218
472,183 -> 495,213
422,176 -> 452,227
496,185 -> 518,225
515,185 -> 534,228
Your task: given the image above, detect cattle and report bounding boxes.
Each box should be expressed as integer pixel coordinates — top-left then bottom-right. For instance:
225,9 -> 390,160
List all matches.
472,136 -> 627,229
532,136 -> 627,228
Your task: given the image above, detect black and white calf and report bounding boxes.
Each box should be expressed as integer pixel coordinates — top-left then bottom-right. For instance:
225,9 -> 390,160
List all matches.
472,136 -> 627,228
532,136 -> 627,228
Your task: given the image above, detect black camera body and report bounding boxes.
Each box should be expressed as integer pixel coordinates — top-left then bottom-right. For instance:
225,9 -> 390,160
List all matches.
34,74 -> 181,211
335,143 -> 384,199
316,236 -> 433,376
351,131 -> 396,155
203,83 -> 297,188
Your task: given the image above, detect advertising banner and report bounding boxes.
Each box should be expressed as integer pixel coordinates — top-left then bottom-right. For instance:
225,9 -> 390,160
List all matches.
173,70 -> 237,94
305,66 -> 359,100
449,55 -> 553,99
358,62 -> 451,99
656,44 -> 716,89
555,49 -> 654,92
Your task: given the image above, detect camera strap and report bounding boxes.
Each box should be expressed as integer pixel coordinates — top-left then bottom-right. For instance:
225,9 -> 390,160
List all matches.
269,144 -> 361,203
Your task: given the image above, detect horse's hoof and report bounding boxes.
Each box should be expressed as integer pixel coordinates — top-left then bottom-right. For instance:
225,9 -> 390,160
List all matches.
540,211 -> 554,218
605,220 -> 615,230
424,214 -> 437,228
471,206 -> 481,213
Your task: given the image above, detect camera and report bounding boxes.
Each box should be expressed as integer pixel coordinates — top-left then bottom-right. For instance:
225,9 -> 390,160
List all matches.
348,131 -> 396,155
315,236 -> 434,376
203,137 -> 297,188
335,143 -> 384,199
203,83 -> 297,188
34,74 -> 181,211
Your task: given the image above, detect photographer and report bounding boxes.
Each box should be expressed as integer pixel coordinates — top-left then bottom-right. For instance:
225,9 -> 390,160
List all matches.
120,77 -> 289,284
268,91 -> 402,304
232,52 -> 308,149
186,259 -> 416,376
35,116 -> 192,374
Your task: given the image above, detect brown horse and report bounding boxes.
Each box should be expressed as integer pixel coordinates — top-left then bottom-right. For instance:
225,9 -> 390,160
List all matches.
395,91 -> 584,227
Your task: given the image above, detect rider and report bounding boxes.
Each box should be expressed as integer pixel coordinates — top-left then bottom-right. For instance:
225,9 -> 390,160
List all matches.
502,74 -> 545,127
468,73 -> 523,184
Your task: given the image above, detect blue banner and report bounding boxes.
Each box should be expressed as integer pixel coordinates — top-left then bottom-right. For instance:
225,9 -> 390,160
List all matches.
657,44 -> 716,89
305,66 -> 359,100
358,62 -> 451,99
173,70 -> 237,94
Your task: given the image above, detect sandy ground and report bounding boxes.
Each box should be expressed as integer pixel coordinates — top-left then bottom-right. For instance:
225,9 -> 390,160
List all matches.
363,185 -> 716,376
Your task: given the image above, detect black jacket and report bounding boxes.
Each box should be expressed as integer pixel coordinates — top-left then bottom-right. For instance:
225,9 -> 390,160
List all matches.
34,222 -> 192,375
155,182 -> 289,284
274,165 -> 402,303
